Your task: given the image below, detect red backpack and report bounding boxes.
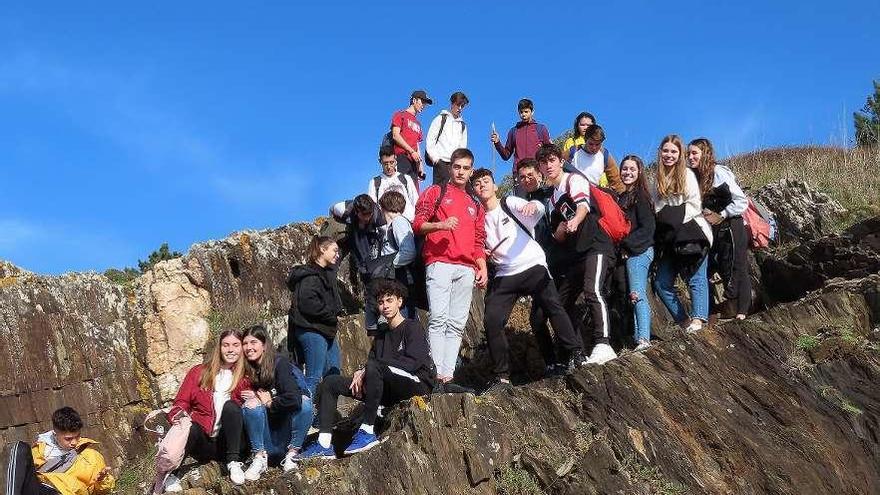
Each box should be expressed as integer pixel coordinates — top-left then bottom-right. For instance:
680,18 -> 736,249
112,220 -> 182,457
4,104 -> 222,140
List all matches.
589,183 -> 631,244
561,169 -> 631,244
742,197 -> 772,249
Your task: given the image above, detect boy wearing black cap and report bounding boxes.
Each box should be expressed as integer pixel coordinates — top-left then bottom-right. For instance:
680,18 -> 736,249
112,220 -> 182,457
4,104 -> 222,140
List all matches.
391,90 -> 433,187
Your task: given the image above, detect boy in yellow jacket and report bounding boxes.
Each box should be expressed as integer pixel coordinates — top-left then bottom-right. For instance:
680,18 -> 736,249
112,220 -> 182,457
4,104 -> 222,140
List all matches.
4,407 -> 114,495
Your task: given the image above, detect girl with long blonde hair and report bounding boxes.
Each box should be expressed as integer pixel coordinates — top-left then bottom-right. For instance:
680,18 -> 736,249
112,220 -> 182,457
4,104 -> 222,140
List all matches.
652,135 -> 713,334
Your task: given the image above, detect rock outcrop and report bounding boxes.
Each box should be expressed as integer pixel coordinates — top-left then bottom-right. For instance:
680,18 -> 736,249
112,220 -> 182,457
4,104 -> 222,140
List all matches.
759,216 -> 880,303
753,179 -> 847,243
172,275 -> 880,494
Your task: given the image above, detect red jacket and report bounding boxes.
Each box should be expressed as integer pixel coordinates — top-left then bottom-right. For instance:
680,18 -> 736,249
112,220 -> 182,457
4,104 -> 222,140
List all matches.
167,364 -> 250,436
414,183 -> 486,269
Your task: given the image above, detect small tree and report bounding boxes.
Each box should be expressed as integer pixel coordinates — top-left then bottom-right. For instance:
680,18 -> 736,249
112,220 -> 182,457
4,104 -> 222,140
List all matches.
137,243 -> 183,273
854,80 -> 880,147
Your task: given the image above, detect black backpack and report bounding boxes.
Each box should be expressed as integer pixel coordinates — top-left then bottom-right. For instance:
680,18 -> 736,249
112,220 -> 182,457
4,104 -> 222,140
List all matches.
373,173 -> 411,199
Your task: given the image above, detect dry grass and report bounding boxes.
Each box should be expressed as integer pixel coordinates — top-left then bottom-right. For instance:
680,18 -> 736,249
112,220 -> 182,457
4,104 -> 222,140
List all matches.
727,145 -> 880,227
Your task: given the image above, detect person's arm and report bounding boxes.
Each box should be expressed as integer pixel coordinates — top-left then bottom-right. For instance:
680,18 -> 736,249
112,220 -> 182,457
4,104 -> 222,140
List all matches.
604,152 -> 625,194
297,278 -> 336,324
494,128 -> 514,160
414,186 -> 455,234
167,367 -> 198,423
562,137 -> 575,160
720,168 -> 748,218
566,175 -> 591,232
459,121 -> 468,149
424,115 -> 441,164
330,201 -> 348,221
392,218 -> 417,267
269,358 -> 302,415
473,206 -> 488,287
506,196 -> 544,230
392,125 -> 419,163
87,450 -> 115,495
404,175 -> 419,221
539,124 -> 552,144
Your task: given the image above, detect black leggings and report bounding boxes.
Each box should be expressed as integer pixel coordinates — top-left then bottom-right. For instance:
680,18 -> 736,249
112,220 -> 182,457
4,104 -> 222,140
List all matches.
183,401 -> 244,464
487,265 -> 582,377
317,360 -> 431,432
3,442 -> 58,495
710,216 -> 752,315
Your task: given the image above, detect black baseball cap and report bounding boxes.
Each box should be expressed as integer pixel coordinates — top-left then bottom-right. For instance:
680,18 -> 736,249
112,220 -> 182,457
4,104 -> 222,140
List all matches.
411,90 -> 433,105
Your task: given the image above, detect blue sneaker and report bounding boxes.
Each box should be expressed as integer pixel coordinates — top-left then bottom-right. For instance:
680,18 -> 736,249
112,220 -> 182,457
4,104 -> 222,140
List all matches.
343,429 -> 380,455
295,441 -> 336,460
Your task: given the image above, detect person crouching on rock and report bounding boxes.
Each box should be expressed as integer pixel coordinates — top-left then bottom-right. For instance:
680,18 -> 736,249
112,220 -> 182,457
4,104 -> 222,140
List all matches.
3,406 -> 114,495
166,329 -> 251,485
287,236 -> 343,397
297,279 -> 435,460
239,325 -> 313,481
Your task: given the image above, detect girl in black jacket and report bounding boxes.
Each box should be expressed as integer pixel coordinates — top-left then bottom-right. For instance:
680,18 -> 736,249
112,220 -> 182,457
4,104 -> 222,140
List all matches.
297,279 -> 434,460
240,325 -> 312,479
287,236 -> 343,398
616,155 -> 656,351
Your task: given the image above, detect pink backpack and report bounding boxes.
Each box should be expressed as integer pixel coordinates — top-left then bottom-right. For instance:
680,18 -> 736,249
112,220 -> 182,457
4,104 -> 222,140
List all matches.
144,408 -> 192,494
742,198 -> 772,249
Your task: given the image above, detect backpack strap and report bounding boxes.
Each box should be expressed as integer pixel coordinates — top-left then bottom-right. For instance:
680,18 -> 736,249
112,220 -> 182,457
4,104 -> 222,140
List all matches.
396,172 -> 410,194
435,113 -> 449,144
499,198 -> 534,240
430,182 -> 448,221
603,148 -> 610,169
373,176 -> 381,199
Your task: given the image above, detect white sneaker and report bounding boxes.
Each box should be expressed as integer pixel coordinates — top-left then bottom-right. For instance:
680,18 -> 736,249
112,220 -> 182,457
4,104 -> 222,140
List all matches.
686,319 -> 704,334
227,461 -> 246,485
586,343 -> 618,365
163,474 -> 183,493
244,452 -> 268,481
634,339 -> 652,352
282,451 -> 298,473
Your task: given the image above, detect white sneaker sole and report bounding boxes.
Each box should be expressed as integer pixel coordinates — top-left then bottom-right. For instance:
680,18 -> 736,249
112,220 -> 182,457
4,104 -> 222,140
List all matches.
343,439 -> 382,455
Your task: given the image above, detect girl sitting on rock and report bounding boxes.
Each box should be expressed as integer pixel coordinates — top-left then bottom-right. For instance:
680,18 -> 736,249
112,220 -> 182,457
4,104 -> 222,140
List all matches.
652,134 -> 713,334
239,325 -> 313,480
297,279 -> 435,459
287,235 -> 344,397
166,329 -> 251,486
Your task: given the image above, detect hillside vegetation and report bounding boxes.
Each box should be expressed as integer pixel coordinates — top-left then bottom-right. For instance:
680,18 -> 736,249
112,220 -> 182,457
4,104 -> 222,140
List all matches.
727,145 -> 880,228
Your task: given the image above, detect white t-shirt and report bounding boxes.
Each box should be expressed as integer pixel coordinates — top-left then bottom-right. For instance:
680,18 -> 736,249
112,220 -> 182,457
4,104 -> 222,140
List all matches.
484,196 -> 547,278
211,369 -> 233,437
551,172 -> 591,213
653,168 -> 713,246
570,148 -> 605,184
366,173 -> 419,221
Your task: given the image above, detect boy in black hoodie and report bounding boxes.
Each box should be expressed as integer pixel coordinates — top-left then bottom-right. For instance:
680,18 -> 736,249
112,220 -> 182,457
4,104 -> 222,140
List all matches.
297,279 -> 434,460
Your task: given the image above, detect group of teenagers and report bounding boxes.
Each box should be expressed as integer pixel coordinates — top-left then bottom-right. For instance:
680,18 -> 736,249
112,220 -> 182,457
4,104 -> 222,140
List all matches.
3,91 -> 756,495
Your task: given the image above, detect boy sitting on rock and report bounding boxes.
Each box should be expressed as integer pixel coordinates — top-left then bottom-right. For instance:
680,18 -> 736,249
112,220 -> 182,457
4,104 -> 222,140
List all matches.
297,279 -> 435,459
3,406 -> 115,495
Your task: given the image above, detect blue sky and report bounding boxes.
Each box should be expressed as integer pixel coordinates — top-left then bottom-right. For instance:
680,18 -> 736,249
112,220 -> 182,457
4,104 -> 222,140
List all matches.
1,1 -> 878,274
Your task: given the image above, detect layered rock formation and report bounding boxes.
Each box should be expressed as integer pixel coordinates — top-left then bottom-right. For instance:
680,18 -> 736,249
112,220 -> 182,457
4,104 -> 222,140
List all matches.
1,179 -> 878,494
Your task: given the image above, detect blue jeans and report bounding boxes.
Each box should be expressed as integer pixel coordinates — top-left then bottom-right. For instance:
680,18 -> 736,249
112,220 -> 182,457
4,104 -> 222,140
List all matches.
653,251 -> 709,323
626,247 -> 654,342
293,327 -> 340,397
241,397 -> 314,455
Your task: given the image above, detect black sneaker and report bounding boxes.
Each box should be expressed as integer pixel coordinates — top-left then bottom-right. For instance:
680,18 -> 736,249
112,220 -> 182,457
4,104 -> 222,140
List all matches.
567,350 -> 589,373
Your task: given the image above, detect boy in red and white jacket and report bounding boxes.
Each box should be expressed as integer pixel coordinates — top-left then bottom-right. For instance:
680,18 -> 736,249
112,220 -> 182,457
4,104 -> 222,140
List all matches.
413,148 -> 487,384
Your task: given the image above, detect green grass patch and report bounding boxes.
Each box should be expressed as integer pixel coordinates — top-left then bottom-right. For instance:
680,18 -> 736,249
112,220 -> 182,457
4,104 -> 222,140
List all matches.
795,335 -> 820,350
495,465 -> 545,495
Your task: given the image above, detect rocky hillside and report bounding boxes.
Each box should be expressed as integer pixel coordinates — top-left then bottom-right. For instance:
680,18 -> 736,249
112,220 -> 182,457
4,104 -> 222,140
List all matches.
1,179 -> 878,494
